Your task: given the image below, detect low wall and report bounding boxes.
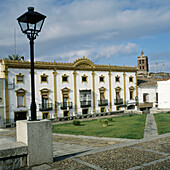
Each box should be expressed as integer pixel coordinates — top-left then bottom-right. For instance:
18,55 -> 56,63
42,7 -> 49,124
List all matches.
124,110 -> 143,114
0,142 -> 28,169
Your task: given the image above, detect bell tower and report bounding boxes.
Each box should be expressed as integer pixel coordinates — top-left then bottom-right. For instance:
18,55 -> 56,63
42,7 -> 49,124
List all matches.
137,51 -> 149,74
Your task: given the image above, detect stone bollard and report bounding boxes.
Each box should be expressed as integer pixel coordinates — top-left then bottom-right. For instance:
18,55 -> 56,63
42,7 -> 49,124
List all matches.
16,120 -> 53,167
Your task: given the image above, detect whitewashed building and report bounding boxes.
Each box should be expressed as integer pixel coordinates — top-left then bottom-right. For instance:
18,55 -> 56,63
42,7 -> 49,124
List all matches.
0,57 -> 138,123
138,78 -> 158,110
157,79 -> 170,109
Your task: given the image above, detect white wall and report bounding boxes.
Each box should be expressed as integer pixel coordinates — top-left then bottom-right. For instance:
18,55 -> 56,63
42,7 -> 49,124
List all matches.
6,67 -> 137,121
158,80 -> 170,109
138,85 -> 157,107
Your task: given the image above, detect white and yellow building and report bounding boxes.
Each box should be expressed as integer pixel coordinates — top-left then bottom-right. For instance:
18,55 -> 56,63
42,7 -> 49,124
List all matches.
0,57 -> 138,123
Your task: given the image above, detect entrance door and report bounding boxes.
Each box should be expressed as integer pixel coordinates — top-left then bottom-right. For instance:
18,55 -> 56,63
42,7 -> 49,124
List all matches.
14,112 -> 27,122
82,109 -> 88,115
64,111 -> 69,117
43,113 -> 49,119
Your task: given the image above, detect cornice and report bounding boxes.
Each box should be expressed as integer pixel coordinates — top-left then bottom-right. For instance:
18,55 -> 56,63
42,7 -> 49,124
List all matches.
2,57 -> 137,72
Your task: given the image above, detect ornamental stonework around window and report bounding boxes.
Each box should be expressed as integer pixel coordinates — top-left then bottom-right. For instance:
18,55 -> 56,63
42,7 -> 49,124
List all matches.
62,74 -> 69,83
82,74 -> 87,83
16,73 -> 24,84
41,73 -> 48,83
115,75 -> 120,83
15,88 -> 27,107
129,76 -> 133,82
99,75 -> 105,83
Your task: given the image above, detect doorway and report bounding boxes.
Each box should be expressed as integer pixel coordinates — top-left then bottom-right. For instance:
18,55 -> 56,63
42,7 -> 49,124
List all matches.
64,111 -> 69,117
82,109 -> 88,115
43,112 -> 49,119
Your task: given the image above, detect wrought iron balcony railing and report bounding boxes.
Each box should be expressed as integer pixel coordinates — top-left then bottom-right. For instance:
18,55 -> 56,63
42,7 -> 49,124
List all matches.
114,98 -> 123,105
60,102 -> 73,110
98,99 -> 108,106
80,100 -> 91,108
39,103 -> 53,111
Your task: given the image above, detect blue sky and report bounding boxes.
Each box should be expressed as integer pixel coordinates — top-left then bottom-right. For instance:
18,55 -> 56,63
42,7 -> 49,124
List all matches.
0,0 -> 170,72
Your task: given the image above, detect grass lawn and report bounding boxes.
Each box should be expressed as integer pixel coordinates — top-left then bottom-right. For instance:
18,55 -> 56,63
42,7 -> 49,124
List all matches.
154,112 -> 170,135
52,114 -> 147,139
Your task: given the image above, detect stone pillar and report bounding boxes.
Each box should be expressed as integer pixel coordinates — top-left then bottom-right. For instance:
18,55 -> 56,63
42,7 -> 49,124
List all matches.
16,120 -> 53,167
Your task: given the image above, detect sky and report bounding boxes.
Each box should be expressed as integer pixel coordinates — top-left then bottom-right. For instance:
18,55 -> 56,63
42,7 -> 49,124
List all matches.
0,0 -> 170,72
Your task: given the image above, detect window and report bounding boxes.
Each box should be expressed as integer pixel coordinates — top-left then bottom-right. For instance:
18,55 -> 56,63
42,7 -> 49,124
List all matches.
80,90 -> 91,101
41,73 -> 48,83
115,86 -> 122,105
40,88 -> 51,109
15,88 -> 27,107
139,60 -> 141,64
156,93 -> 158,103
62,74 -> 68,83
61,87 -> 71,110
16,73 -> 24,84
115,75 -> 120,82
129,86 -> 134,100
129,76 -> 133,82
143,66 -> 145,69
82,75 -> 87,83
142,60 -> 144,64
99,75 -> 104,83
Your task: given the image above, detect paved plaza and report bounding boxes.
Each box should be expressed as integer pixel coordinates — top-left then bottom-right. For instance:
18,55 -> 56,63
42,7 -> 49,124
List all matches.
0,114 -> 170,169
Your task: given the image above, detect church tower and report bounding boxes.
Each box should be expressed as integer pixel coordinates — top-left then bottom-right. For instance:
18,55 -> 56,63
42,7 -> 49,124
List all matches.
137,51 -> 149,74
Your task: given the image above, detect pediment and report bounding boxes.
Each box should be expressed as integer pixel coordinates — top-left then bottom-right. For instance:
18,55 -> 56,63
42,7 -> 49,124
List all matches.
73,56 -> 95,68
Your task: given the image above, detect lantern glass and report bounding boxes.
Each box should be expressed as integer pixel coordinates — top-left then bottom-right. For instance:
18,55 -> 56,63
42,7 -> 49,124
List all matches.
36,20 -> 44,32
19,22 -> 28,33
17,7 -> 46,37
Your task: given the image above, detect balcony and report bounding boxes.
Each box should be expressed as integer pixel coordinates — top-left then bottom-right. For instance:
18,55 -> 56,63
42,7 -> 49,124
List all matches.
114,98 -> 123,105
39,103 -> 53,111
80,100 -> 91,108
127,100 -> 137,105
98,99 -> 108,106
60,102 -> 73,110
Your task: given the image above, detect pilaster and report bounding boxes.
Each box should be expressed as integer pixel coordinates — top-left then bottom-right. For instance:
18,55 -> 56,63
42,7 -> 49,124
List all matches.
123,71 -> 126,109
73,70 -> 77,113
92,71 -> 95,113
53,71 -> 57,117
108,71 -> 112,111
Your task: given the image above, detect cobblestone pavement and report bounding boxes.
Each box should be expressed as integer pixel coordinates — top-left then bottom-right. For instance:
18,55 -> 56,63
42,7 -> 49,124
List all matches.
0,113 -> 170,169
49,134 -> 170,170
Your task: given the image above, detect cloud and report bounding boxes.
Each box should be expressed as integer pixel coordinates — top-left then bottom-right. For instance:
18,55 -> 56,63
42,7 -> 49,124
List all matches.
36,42 -> 138,62
0,0 -> 170,72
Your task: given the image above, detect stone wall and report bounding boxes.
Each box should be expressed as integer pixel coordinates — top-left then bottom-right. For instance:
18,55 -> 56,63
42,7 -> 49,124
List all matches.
0,142 -> 28,170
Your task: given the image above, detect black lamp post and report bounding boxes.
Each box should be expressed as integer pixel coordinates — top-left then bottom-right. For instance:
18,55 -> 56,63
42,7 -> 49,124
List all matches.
17,7 -> 46,121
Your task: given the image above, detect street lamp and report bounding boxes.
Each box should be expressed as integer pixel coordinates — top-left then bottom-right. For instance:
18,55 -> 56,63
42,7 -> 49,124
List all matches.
17,7 -> 46,121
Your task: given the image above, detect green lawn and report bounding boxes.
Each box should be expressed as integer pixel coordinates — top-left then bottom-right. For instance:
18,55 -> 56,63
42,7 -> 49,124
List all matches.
52,114 -> 147,139
154,112 -> 170,135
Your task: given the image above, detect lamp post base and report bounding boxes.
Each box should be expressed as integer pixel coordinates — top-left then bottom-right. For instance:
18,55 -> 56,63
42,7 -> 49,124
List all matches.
16,120 -> 53,166
30,102 -> 37,121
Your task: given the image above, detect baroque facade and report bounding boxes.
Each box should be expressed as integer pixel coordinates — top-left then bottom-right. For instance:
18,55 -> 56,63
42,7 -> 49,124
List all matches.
0,57 -> 138,123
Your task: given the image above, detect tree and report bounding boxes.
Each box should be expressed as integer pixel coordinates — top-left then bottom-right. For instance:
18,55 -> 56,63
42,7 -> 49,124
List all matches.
8,54 -> 20,60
